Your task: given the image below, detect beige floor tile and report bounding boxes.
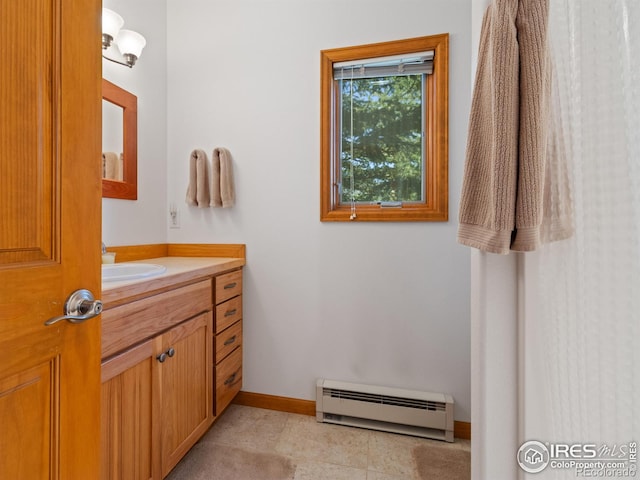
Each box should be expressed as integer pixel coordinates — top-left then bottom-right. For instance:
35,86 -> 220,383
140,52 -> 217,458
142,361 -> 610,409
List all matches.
201,404 -> 291,452
452,438 -> 471,452
366,470 -> 410,480
293,461 -> 368,480
413,443 -> 470,480
367,430 -> 427,478
276,415 -> 370,469
166,443 -> 295,480
167,406 -> 470,480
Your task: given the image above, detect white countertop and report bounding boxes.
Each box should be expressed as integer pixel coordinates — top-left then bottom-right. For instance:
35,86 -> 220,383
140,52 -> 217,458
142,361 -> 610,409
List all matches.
101,256 -> 245,307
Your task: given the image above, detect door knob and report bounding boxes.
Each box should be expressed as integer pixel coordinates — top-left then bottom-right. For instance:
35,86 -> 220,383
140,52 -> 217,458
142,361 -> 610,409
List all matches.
44,289 -> 103,326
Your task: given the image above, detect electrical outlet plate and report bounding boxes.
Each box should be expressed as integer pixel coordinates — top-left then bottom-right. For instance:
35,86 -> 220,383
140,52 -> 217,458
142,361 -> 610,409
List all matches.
169,203 -> 180,228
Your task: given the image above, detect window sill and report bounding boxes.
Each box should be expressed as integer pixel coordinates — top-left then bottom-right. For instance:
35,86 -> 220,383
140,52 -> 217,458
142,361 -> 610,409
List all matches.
320,204 -> 448,222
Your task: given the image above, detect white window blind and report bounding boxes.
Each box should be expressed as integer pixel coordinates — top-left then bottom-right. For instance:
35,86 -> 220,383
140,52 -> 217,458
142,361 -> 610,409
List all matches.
333,51 -> 434,80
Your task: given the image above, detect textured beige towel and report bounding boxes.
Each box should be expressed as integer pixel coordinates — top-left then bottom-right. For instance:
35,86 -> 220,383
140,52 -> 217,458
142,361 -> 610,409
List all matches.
186,149 -> 210,208
102,152 -> 122,181
211,147 -> 235,208
458,0 -> 571,254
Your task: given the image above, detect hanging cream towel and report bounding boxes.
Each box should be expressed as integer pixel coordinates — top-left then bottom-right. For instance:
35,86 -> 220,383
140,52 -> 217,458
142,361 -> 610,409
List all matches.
458,0 -> 559,254
211,147 -> 235,208
102,152 -> 122,181
185,149 -> 210,208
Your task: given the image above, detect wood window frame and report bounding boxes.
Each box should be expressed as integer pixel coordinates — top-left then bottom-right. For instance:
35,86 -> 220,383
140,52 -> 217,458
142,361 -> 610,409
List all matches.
320,34 -> 449,222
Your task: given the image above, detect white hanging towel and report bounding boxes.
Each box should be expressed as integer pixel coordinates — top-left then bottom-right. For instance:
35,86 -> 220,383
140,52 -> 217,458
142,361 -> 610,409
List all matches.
186,149 -> 210,208
211,147 -> 235,208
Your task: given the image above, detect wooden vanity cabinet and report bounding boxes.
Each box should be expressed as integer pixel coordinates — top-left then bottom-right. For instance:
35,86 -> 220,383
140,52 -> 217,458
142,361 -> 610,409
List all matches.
100,280 -> 214,480
100,266 -> 245,480
213,269 -> 243,416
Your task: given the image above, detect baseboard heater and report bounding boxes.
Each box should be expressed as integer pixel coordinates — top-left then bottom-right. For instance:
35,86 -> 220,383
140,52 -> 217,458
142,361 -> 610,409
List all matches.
316,378 -> 454,442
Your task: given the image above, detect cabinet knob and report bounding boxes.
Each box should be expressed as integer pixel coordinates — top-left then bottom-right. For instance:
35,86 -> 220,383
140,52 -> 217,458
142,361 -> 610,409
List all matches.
167,347 -> 175,357
156,352 -> 167,363
223,335 -> 237,346
224,309 -> 237,318
223,282 -> 237,290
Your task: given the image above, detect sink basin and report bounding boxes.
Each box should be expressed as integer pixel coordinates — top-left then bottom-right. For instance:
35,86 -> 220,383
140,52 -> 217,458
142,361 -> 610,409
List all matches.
102,263 -> 167,282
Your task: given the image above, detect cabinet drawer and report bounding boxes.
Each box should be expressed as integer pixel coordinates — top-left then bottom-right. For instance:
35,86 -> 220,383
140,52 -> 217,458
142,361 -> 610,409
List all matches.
102,280 -> 212,359
215,321 -> 242,364
215,270 -> 242,304
215,347 -> 242,415
215,295 -> 242,334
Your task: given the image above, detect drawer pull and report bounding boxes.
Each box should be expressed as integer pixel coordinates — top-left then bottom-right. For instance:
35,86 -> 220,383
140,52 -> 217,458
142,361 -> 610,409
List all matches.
224,372 -> 238,386
224,309 -> 237,317
223,282 -> 237,290
223,335 -> 237,346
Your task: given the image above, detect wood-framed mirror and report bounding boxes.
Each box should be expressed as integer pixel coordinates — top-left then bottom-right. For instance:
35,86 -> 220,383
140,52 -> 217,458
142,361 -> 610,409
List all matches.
102,79 -> 138,200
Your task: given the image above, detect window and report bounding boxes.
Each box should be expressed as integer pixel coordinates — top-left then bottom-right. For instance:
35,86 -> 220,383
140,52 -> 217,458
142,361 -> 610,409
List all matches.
320,34 -> 449,222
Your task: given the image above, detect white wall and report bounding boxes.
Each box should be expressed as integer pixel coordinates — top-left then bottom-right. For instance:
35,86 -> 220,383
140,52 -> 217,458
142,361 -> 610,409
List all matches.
166,0 -> 472,421
102,0 -> 168,246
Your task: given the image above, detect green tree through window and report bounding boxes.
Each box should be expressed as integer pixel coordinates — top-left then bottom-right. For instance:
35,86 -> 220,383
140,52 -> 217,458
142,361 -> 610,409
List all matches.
340,75 -> 423,204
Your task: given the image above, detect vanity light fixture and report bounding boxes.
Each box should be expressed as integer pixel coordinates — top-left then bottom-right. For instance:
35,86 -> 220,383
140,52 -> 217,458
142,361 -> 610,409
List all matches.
102,8 -> 146,68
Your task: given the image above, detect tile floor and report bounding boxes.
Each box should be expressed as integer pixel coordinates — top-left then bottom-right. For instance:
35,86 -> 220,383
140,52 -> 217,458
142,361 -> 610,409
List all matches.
166,405 -> 470,480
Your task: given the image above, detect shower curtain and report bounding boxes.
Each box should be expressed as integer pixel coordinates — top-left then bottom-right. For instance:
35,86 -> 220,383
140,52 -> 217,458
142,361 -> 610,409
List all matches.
522,0 -> 639,477
468,1 -> 639,479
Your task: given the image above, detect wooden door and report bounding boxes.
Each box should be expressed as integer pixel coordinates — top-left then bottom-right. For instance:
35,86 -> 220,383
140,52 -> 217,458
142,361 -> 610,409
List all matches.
158,313 -> 213,477
0,0 -> 101,478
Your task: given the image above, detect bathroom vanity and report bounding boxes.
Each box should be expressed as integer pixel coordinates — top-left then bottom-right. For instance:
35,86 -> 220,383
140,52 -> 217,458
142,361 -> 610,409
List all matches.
99,254 -> 244,479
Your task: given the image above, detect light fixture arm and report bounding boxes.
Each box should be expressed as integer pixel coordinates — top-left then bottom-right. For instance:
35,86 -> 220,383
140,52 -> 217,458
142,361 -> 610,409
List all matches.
102,53 -> 134,68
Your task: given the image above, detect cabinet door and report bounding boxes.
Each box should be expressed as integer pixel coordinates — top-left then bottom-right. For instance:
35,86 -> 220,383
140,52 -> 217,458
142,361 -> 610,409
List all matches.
101,340 -> 157,480
159,312 -> 213,477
